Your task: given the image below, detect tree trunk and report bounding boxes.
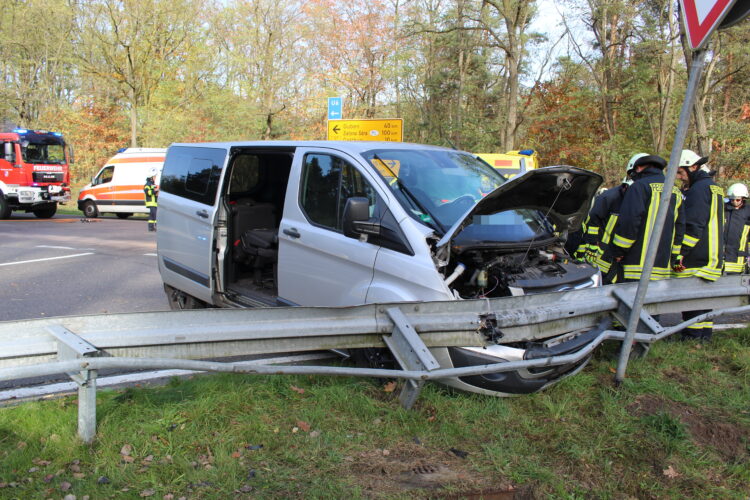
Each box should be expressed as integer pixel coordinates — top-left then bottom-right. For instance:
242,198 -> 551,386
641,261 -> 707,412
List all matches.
129,87 -> 138,148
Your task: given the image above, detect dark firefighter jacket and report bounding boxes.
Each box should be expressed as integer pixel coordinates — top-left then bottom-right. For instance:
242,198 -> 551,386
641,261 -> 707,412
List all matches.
723,201 -> 750,274
144,178 -> 158,208
678,171 -> 724,281
580,184 -> 627,273
610,167 -> 685,281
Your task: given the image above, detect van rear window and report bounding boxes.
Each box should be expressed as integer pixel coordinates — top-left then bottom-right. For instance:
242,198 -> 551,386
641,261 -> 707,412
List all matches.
161,146 -> 226,205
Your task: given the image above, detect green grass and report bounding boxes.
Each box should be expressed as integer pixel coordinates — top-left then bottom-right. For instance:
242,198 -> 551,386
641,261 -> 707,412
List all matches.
1,329 -> 749,499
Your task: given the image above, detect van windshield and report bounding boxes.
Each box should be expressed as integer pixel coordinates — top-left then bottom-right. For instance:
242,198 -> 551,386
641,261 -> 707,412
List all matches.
362,149 -> 553,243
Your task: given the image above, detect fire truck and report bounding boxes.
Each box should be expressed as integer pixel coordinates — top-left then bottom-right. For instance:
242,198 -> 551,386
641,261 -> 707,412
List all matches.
0,128 -> 72,218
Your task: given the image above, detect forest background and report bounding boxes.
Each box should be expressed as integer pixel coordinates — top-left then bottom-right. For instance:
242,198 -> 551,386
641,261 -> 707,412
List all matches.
1,0 -> 748,189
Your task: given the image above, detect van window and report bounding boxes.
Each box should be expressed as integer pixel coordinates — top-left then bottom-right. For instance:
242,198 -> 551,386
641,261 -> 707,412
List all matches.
161,146 -> 226,205
300,153 -> 377,231
229,155 -> 260,193
97,166 -> 114,185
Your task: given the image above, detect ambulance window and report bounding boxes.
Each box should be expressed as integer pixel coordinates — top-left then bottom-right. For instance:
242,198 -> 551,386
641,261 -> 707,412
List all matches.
98,166 -> 114,184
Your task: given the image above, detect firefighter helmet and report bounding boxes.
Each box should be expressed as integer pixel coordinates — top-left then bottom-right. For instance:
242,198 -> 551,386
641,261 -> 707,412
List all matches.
727,183 -> 749,199
679,149 -> 708,168
626,153 -> 649,174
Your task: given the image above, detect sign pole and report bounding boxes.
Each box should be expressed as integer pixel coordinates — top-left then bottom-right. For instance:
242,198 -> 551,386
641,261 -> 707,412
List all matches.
614,48 -> 708,384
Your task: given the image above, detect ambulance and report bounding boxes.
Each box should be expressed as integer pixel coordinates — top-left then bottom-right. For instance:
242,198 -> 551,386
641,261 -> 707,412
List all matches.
475,149 -> 538,178
78,148 -> 166,218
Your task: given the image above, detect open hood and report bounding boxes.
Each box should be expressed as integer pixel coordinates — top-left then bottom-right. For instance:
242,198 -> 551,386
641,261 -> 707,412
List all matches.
436,166 -> 603,249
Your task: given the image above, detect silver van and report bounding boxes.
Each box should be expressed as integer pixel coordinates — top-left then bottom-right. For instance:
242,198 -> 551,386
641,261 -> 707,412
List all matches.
157,141 -> 602,396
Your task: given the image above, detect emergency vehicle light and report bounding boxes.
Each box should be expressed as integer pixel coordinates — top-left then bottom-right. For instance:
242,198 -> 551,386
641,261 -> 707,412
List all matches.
53,132 -> 63,137
13,128 -> 28,134
518,149 -> 534,156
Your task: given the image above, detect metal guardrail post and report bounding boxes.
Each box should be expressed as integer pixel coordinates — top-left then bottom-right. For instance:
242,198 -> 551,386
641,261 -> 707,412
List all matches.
383,308 -> 440,409
48,325 -> 104,444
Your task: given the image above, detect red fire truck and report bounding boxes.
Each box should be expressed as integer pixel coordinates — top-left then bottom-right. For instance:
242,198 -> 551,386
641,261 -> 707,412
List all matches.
0,128 -> 72,218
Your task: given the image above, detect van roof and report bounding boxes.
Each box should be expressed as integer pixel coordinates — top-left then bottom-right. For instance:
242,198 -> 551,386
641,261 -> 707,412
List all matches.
168,141 -> 457,155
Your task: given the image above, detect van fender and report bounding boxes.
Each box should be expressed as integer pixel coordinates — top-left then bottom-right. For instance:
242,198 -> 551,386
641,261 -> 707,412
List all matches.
365,280 -> 453,304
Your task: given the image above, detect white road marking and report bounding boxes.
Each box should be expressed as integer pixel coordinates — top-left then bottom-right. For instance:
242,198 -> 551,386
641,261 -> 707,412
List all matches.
0,252 -> 94,267
144,253 -> 157,256
35,245 -> 75,250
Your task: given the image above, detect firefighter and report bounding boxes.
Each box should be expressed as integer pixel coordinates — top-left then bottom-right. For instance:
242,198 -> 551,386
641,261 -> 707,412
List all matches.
576,154 -> 645,283
144,168 -> 158,232
610,155 -> 685,282
673,150 -> 725,341
723,183 -> 750,274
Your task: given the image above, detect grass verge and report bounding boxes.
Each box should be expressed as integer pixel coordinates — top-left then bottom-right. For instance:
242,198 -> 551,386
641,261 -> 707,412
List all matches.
1,329 -> 748,499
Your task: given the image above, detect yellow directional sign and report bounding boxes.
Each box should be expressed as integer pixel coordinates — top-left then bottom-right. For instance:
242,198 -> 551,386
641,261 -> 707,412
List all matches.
327,119 -> 403,142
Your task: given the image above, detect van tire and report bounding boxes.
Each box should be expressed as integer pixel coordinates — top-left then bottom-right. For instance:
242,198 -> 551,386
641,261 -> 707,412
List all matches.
82,200 -> 98,218
0,196 -> 11,219
164,284 -> 206,310
33,204 -> 57,218
116,213 -> 132,219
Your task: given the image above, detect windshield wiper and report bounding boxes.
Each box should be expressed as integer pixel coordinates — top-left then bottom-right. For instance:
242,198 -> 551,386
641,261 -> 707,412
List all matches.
371,154 -> 446,234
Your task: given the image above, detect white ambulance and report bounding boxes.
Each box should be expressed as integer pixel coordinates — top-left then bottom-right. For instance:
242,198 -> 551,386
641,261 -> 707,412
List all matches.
78,148 -> 166,218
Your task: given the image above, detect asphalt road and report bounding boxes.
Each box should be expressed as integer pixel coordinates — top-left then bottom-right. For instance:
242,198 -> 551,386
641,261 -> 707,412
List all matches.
0,212 -> 169,321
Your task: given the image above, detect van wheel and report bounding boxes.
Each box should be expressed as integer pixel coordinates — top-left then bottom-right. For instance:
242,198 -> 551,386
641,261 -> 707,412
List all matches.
164,284 -> 206,310
33,204 -> 57,218
0,196 -> 11,219
116,213 -> 132,219
82,200 -> 98,218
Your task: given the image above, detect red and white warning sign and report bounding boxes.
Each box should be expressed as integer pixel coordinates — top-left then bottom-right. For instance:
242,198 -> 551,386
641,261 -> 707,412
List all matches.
681,0 -> 740,49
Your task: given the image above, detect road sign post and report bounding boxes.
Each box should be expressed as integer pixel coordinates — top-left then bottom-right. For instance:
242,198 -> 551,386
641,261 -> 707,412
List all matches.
327,119 -> 403,142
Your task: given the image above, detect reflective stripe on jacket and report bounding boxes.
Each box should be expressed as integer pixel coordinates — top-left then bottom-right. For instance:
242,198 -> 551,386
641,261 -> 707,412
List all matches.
677,172 -> 724,281
723,201 -> 750,274
610,167 -> 684,281
581,185 -> 626,273
144,180 -> 158,207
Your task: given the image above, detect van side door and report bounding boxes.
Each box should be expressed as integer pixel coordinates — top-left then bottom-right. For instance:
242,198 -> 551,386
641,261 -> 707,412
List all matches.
278,148 -> 387,306
157,146 -> 227,303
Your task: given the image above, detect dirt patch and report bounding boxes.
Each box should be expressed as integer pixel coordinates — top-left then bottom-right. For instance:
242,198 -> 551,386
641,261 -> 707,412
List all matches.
343,442 -> 523,498
627,394 -> 750,462
662,368 -> 691,385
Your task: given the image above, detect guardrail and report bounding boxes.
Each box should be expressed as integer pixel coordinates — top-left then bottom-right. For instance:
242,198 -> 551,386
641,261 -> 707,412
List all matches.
1,276 -> 748,443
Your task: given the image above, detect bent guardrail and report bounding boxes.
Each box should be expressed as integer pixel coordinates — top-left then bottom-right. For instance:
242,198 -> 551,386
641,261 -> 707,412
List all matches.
1,276 -> 748,443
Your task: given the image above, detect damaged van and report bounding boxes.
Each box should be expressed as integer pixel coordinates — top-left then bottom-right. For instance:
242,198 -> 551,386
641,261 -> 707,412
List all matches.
156,141 -> 603,396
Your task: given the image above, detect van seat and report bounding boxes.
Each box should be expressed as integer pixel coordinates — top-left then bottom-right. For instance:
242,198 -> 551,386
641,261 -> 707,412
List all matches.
231,202 -> 277,264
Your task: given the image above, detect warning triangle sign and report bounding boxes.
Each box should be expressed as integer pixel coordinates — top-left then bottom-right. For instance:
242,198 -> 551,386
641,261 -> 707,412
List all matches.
681,0 -> 739,49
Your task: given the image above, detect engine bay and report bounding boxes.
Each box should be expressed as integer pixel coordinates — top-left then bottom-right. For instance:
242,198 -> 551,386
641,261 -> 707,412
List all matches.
446,243 -> 599,299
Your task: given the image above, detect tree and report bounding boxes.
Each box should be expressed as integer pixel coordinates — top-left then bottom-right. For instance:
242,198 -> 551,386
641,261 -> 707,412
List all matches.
0,0 -> 76,126
74,0 -> 206,147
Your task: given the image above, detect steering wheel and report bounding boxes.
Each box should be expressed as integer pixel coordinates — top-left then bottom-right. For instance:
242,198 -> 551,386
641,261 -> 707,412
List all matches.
451,195 -> 477,211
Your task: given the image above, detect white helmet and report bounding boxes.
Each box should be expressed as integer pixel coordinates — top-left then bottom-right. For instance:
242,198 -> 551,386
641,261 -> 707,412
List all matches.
626,153 -> 648,173
727,183 -> 749,199
147,167 -> 159,178
679,149 -> 708,168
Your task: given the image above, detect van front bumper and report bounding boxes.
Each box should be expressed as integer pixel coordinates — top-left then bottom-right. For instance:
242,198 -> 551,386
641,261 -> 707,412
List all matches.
432,326 -> 602,396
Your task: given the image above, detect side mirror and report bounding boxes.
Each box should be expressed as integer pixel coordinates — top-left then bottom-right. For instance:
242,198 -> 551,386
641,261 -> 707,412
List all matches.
343,197 -> 380,238
68,145 -> 75,164
3,142 -> 13,163
91,176 -> 97,186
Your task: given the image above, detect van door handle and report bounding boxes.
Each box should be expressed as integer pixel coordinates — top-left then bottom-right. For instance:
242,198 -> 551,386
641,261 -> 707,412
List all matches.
283,228 -> 301,239
196,209 -> 209,219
